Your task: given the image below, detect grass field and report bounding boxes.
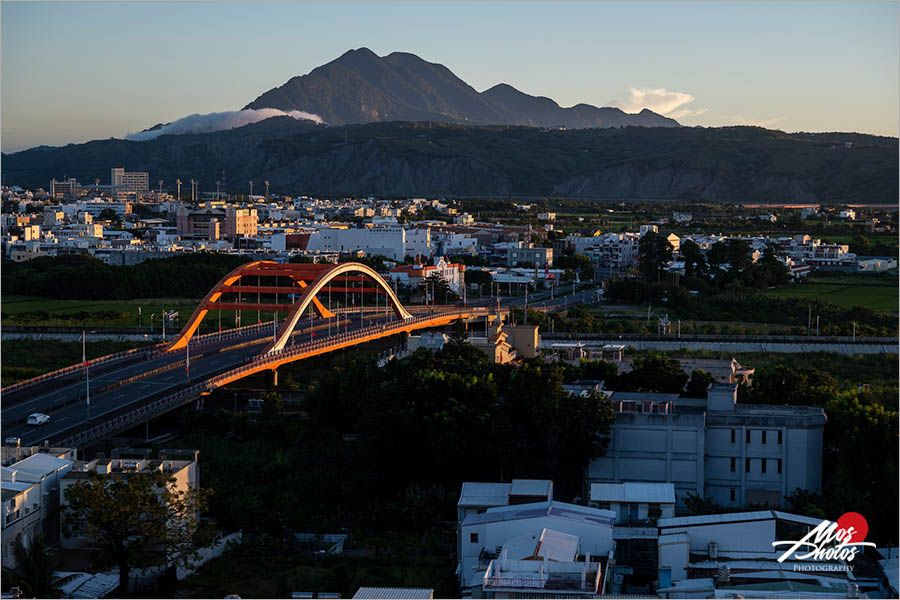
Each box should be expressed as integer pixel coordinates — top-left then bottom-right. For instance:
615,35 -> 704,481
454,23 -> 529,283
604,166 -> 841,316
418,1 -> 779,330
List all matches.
0,295 -> 248,328
762,276 -> 898,311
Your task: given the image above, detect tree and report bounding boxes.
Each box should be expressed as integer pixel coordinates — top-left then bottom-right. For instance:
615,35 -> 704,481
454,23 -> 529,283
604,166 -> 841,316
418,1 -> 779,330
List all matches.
421,272 -> 456,304
684,369 -> 716,397
63,470 -> 210,595
680,239 -> 706,277
616,353 -> 689,394
1,535 -> 77,599
638,232 -> 673,281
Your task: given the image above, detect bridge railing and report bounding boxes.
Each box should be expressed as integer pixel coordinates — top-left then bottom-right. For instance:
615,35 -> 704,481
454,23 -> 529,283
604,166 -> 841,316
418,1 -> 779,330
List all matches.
52,309 -> 484,447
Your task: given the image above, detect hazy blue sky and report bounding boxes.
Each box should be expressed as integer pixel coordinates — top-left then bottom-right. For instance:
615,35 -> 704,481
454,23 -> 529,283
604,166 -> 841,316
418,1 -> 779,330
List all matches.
2,1 -> 897,152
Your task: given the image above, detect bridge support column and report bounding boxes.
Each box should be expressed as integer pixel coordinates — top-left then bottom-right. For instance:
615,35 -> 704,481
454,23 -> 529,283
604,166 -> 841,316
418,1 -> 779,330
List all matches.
269,369 -> 278,388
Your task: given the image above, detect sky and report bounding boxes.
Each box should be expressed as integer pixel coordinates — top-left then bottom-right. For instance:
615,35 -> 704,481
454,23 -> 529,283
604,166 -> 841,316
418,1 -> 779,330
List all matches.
1,1 -> 898,152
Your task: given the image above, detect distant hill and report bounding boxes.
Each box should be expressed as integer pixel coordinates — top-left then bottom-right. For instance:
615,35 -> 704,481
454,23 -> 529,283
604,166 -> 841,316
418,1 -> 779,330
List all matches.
3,119 -> 896,203
244,48 -> 680,129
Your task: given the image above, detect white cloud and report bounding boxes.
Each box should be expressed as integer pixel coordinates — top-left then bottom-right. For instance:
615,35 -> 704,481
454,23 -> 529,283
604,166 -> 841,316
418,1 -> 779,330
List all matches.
723,115 -> 786,128
669,107 -> 709,120
611,88 -> 699,116
125,108 -> 325,141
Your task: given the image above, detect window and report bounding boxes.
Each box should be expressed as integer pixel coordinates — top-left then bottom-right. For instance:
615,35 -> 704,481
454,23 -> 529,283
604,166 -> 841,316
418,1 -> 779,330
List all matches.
762,459 -> 767,473
730,458 -> 736,473
730,488 -> 736,502
762,430 -> 767,444
470,533 -> 479,544
745,458 -> 751,472
778,430 -> 783,445
746,429 -> 751,444
730,429 -> 736,444
777,459 -> 782,474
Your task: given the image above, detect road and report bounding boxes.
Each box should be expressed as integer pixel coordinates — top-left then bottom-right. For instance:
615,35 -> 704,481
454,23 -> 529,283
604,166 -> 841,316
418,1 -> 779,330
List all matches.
2,312 -> 390,446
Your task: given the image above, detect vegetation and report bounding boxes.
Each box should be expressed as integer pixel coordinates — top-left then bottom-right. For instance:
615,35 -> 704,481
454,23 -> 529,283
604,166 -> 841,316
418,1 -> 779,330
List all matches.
1,254 -> 249,300
62,470 -> 211,595
1,535 -> 77,598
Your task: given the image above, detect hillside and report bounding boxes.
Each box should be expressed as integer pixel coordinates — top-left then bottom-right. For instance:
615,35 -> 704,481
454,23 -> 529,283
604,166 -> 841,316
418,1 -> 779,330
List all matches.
244,48 -> 679,129
3,119 -> 896,202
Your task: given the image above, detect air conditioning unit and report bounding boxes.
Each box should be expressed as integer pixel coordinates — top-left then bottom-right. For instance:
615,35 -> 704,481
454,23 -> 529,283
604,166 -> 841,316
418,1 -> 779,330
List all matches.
708,541 -> 718,561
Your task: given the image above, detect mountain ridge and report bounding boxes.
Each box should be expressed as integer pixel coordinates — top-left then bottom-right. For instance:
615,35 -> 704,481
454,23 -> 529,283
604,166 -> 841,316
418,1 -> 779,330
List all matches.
244,47 -> 680,129
3,118 -> 896,204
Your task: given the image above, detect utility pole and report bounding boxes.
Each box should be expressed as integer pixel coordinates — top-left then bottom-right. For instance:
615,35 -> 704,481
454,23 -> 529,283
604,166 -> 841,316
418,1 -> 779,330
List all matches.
808,305 -> 812,335
852,321 -> 856,341
162,309 -> 166,343
176,179 -> 181,201
185,338 -> 190,382
83,331 -> 91,421
816,315 -> 820,336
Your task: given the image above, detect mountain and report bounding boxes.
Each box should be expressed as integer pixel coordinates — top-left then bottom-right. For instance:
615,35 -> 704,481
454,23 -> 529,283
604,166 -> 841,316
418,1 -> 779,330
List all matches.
244,48 -> 680,129
3,118 -> 896,203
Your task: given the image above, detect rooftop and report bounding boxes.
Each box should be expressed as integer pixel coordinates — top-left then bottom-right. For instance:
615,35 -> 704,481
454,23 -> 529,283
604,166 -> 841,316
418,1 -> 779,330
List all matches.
463,500 -> 614,527
458,482 -> 511,508
9,452 -> 73,478
510,478 -> 553,498
591,482 -> 676,504
351,587 -> 434,599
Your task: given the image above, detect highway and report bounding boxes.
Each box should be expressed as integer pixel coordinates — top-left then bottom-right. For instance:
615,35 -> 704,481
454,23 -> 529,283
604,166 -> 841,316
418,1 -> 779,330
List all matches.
2,312 -> 387,446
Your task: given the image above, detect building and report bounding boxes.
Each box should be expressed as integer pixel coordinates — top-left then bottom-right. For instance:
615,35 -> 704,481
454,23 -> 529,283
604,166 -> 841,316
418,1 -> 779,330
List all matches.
588,384 -> 824,509
352,588 -> 434,599
389,256 -> 466,294
839,209 -> 856,220
177,206 -> 225,241
590,482 -> 676,524
59,448 -> 199,549
2,448 -> 76,567
225,206 -> 258,240
537,212 -> 557,221
469,317 -> 519,364
458,490 -> 615,595
110,167 -> 149,193
506,246 -> 553,267
307,226 -> 405,261
50,178 -> 80,199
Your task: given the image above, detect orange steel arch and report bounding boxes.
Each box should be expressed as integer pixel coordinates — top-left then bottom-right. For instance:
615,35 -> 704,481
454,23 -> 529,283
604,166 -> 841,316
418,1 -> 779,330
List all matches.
265,262 -> 412,353
168,260 -> 337,352
167,261 -> 410,353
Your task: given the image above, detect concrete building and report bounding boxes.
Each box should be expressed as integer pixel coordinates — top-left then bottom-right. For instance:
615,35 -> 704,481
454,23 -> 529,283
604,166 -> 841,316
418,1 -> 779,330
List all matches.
389,256 -> 466,294
59,448 -> 199,549
225,207 -> 258,240
506,246 -> 553,267
590,482 -> 676,524
588,384 -> 824,509
2,448 -> 76,567
110,167 -> 149,193
458,488 -> 615,595
307,226 -> 405,261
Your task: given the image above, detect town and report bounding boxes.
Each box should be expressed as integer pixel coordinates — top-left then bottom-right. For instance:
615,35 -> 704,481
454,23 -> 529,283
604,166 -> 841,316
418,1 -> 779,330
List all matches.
1,167 -> 897,599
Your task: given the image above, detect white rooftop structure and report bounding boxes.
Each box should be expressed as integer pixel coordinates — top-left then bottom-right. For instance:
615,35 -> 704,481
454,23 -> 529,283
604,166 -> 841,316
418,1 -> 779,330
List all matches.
458,482 -> 511,508
536,528 -> 579,562
463,501 -> 614,527
10,453 -> 72,477
591,482 -> 676,504
509,479 -> 553,499
658,510 -> 775,528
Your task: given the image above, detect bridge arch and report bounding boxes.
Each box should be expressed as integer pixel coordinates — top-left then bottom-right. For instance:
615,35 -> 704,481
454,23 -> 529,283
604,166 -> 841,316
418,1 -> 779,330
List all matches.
265,262 -> 411,353
167,261 -> 411,353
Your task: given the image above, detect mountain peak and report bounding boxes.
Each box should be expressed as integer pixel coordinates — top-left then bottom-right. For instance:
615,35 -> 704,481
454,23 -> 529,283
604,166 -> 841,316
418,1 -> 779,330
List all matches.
245,49 -> 681,129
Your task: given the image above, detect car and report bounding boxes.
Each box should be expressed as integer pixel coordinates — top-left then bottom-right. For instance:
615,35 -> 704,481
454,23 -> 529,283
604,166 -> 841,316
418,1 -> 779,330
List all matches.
5,437 -> 21,446
27,413 -> 50,426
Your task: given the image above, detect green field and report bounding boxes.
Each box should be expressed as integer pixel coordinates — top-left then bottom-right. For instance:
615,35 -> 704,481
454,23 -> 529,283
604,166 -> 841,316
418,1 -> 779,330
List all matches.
762,277 -> 898,312
1,339 -> 151,386
0,295 -> 245,328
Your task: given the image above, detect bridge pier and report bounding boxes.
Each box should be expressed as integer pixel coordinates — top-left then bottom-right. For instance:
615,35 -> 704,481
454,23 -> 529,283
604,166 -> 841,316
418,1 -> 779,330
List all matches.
269,369 -> 278,388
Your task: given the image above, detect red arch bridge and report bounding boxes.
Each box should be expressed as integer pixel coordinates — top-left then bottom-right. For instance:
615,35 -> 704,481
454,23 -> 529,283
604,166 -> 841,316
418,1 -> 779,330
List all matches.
2,262 -> 496,449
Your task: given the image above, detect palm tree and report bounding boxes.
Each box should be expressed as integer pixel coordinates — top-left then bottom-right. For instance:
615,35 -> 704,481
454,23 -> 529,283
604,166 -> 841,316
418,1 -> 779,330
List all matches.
1,534 -> 78,598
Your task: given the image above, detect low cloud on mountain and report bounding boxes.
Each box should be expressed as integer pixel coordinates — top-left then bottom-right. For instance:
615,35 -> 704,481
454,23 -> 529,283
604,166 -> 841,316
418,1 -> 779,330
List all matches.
126,108 -> 324,141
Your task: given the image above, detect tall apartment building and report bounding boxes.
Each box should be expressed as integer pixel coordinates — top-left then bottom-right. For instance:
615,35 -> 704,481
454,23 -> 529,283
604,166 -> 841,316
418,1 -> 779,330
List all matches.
110,167 -> 149,193
587,384 -> 824,509
225,206 -> 258,240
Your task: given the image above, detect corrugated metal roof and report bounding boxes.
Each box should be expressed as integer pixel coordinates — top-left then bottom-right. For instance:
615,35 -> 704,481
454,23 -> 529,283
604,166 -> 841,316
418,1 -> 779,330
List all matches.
658,510 -> 774,528
11,453 -> 72,477
509,479 -> 552,497
462,501 -> 615,527
770,510 -> 826,527
351,587 -> 434,599
458,482 -> 510,507
658,532 -> 689,544
536,528 -> 579,561
591,482 -> 676,504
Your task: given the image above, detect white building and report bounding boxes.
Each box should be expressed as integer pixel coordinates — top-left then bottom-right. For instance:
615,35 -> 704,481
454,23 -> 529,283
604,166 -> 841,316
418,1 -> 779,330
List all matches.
110,167 -> 149,193
537,212 -> 557,221
389,256 -> 466,294
459,500 -> 615,595
306,226 -> 406,261
588,384 -> 824,509
839,209 -> 856,220
590,482 -> 676,524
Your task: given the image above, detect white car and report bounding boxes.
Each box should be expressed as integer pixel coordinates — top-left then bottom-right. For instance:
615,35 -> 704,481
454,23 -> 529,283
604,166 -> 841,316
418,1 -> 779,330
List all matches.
27,413 -> 50,426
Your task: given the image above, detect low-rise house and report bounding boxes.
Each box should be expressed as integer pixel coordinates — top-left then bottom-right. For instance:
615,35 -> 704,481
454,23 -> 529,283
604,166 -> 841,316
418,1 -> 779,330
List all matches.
590,482 -> 675,524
